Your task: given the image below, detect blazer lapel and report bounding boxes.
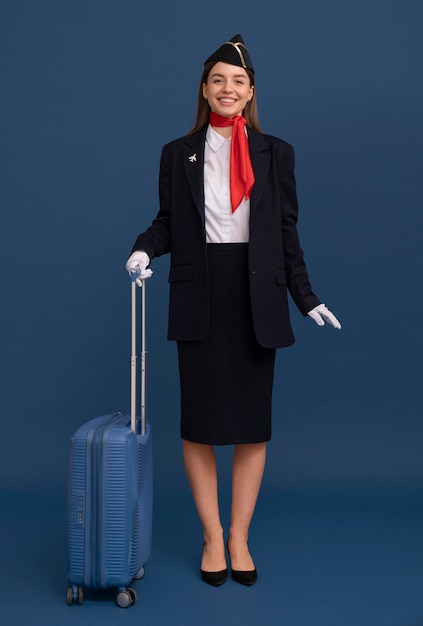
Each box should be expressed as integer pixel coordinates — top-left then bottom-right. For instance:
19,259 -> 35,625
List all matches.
183,127 -> 207,226
248,129 -> 271,215
182,126 -> 269,224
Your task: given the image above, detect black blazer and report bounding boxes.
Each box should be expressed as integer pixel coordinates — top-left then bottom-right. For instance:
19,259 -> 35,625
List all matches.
131,126 -> 321,348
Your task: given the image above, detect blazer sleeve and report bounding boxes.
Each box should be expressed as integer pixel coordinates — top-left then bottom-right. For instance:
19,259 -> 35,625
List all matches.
131,146 -> 172,259
278,143 -> 321,315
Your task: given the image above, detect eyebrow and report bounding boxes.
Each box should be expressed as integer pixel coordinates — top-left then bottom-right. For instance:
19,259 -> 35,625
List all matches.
209,72 -> 247,79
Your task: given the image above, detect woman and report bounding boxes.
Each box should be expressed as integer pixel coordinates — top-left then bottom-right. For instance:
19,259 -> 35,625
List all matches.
126,34 -> 341,587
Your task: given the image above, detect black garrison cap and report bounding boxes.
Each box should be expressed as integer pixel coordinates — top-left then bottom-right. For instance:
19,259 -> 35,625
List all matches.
204,34 -> 254,74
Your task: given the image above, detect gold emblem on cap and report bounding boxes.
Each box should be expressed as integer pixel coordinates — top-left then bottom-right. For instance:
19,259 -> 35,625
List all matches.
224,41 -> 248,69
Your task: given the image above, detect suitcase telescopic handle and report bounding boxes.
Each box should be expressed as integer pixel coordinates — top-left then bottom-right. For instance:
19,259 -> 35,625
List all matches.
131,271 -> 147,435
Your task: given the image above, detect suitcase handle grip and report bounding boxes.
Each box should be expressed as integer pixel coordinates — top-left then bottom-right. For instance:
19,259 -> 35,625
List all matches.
131,271 -> 147,435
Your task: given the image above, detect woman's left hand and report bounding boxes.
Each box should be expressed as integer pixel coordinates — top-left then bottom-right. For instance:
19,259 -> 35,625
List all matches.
307,304 -> 341,329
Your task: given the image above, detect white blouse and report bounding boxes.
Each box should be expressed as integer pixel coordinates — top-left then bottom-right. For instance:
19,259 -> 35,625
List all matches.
204,124 -> 250,244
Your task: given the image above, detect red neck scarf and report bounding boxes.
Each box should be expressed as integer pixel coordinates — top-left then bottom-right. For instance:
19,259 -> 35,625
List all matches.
209,111 -> 255,212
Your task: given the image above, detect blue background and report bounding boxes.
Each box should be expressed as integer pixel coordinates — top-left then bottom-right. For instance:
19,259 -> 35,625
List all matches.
1,1 -> 422,624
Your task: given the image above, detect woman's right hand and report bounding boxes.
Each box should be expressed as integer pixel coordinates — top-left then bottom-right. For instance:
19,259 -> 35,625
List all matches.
125,251 -> 153,285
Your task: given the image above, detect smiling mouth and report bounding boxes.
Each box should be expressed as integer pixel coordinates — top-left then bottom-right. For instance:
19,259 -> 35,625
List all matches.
219,98 -> 237,104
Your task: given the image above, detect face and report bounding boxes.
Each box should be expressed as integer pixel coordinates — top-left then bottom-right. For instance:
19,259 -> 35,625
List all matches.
202,61 -> 253,118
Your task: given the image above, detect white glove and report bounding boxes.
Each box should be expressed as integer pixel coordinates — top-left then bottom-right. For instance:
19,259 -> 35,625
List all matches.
307,304 -> 341,329
125,251 -> 153,285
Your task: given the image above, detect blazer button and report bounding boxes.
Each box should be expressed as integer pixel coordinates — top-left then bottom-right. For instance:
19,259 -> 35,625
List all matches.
250,267 -> 256,275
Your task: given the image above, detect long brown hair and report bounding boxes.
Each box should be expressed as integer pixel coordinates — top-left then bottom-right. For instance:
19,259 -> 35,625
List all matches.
188,61 -> 262,135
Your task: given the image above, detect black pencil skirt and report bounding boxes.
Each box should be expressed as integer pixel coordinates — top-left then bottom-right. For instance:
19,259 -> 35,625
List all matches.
177,243 -> 276,445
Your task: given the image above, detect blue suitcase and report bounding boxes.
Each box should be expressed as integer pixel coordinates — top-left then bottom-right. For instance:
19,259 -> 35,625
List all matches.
67,276 -> 152,608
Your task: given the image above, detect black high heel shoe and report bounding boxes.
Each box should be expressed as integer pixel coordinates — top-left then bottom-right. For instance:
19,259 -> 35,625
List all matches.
200,544 -> 228,587
226,540 -> 258,586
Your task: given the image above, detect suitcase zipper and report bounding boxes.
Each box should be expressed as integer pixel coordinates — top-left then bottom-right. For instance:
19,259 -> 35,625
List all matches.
86,414 -> 119,587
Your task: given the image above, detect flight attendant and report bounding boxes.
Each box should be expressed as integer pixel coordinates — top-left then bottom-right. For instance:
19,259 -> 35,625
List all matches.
126,34 -> 341,586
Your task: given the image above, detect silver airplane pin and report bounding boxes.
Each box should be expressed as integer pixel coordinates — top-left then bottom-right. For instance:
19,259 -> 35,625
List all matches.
188,153 -> 197,162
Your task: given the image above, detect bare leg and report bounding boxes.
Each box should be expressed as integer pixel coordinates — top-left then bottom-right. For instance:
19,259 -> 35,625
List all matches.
182,440 -> 226,572
228,442 -> 267,571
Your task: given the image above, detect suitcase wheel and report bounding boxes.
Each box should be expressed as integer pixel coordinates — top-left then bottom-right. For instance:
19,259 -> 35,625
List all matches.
66,585 -> 83,606
134,566 -> 145,580
116,588 -> 137,608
